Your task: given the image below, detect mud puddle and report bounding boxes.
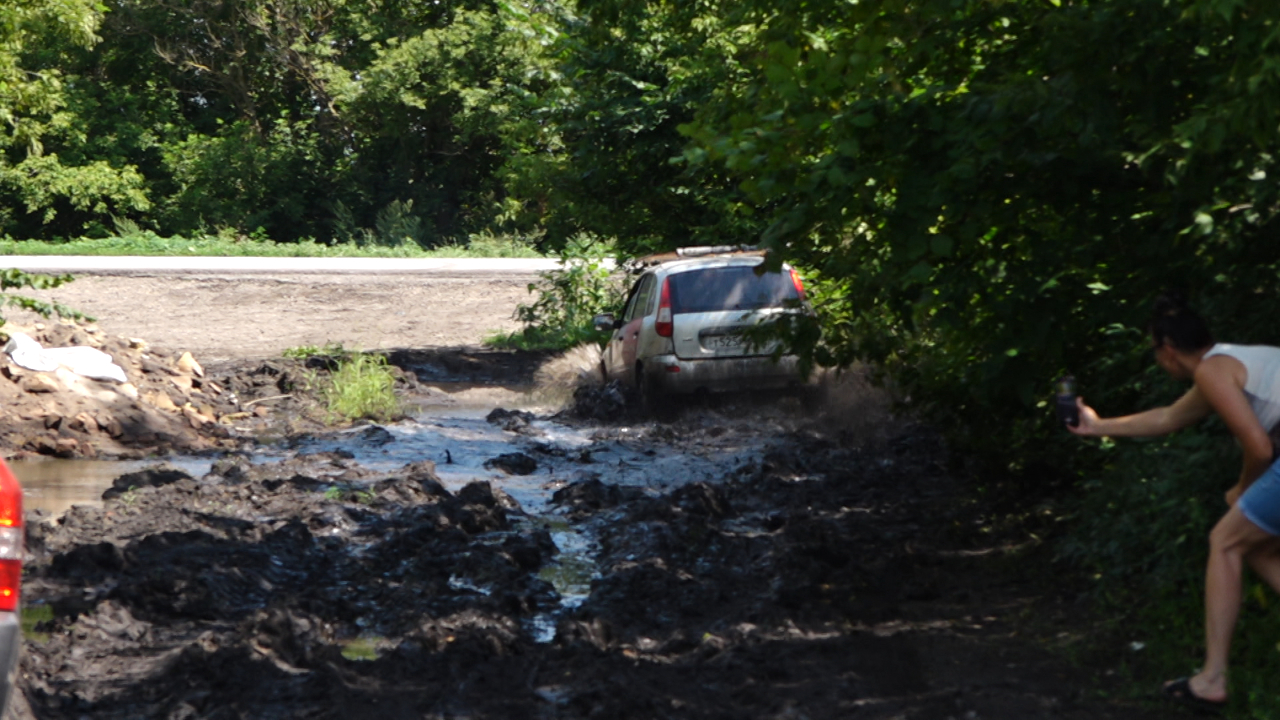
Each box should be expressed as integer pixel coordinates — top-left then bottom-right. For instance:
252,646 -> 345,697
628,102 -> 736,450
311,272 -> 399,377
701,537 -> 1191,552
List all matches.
14,376 -> 1169,720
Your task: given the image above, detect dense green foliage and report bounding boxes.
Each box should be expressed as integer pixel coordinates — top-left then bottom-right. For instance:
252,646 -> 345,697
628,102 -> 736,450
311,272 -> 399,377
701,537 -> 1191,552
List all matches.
2,0 -> 559,244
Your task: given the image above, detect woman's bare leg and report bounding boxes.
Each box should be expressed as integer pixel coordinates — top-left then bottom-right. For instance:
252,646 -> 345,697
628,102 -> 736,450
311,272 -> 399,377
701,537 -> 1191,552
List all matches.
1179,507 -> 1274,702
1245,536 -> 1280,593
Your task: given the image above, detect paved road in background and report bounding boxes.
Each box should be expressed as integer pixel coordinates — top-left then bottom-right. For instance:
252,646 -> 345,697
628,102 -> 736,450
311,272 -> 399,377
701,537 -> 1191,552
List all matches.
0,256 -> 564,276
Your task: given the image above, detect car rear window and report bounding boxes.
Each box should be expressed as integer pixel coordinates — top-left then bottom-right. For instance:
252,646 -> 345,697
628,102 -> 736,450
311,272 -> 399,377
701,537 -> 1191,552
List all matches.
668,266 -> 799,313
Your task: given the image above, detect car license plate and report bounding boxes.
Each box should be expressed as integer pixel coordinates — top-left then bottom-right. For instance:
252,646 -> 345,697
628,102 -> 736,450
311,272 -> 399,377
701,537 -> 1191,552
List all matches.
704,334 -> 743,350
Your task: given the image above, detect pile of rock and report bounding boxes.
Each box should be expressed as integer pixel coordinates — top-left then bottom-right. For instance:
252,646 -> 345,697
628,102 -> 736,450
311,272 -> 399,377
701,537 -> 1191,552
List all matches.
0,321 -> 249,459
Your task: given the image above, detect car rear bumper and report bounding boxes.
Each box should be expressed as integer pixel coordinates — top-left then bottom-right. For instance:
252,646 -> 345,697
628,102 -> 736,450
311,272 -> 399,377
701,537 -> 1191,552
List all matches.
0,612 -> 19,714
645,353 -> 807,394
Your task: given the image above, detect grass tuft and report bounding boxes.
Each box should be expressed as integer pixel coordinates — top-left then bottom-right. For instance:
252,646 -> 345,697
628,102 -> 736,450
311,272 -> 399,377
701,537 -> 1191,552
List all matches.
320,352 -> 403,422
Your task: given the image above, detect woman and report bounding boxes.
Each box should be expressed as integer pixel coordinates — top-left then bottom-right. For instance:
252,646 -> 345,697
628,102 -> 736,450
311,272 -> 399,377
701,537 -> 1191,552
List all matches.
1070,294 -> 1280,712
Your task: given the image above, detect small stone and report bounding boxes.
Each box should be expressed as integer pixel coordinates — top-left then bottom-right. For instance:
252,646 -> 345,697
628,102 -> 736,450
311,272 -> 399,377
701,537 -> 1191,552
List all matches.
484,452 -> 538,475
99,415 -> 124,438
20,374 -> 60,393
183,406 -> 210,428
148,391 -> 179,412
54,437 -> 80,458
176,351 -> 204,377
71,412 -> 99,433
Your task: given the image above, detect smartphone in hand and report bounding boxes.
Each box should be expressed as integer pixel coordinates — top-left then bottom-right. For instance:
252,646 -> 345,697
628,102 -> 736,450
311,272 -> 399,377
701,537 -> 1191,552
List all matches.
1055,376 -> 1079,428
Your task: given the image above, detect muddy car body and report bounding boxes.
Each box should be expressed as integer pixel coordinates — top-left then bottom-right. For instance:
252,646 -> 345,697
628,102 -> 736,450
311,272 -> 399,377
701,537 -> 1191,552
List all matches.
595,248 -> 811,402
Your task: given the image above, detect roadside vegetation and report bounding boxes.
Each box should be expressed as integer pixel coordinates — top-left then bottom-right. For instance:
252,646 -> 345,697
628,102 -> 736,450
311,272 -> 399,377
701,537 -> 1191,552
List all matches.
0,231 -> 544,258
5,0 -> 1280,712
486,238 -> 624,351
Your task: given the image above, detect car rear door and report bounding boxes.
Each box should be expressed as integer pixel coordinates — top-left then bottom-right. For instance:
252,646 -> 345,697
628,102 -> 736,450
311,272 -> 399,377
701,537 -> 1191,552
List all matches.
605,273 -> 656,382
667,264 -> 802,360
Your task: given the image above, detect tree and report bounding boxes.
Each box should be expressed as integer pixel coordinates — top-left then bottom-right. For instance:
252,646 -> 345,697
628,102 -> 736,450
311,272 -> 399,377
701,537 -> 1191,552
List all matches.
0,0 -> 150,237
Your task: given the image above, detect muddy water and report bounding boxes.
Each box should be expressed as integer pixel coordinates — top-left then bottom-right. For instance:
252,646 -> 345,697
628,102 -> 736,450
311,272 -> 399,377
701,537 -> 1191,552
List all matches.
12,458 -> 215,517
13,381 -> 764,643
11,383 -> 535,516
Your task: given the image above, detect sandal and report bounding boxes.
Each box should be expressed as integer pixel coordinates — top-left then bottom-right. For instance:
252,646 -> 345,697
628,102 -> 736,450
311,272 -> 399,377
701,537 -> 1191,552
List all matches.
1161,677 -> 1226,714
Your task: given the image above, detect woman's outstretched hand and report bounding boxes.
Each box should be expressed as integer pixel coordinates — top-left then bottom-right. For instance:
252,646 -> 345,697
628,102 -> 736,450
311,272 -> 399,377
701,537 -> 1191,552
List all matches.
1067,397 -> 1102,436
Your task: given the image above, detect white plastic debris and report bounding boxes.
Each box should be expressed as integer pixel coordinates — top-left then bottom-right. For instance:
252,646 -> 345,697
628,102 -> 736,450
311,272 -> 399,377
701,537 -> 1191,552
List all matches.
4,332 -> 128,383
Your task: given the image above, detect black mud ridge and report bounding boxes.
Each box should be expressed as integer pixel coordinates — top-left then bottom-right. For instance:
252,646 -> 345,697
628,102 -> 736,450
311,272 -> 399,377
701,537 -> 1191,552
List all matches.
17,420 -> 1168,719
383,346 -> 556,385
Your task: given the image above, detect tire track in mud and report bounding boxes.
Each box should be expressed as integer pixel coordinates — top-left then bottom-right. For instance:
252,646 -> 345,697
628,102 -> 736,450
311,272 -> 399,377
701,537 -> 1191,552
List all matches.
17,393 -> 1170,719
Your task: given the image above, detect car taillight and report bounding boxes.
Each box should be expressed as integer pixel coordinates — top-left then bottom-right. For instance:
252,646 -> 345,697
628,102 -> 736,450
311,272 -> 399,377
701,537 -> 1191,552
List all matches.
0,459 -> 22,612
789,268 -> 807,300
655,277 -> 673,338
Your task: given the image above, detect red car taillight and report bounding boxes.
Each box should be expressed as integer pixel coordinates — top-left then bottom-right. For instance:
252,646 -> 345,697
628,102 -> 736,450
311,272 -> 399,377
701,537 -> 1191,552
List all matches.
0,459 -> 22,612
655,277 -> 673,338
789,267 -> 807,300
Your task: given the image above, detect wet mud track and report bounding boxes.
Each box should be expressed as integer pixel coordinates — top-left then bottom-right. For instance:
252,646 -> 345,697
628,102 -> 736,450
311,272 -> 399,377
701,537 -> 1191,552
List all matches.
17,397 -> 1168,719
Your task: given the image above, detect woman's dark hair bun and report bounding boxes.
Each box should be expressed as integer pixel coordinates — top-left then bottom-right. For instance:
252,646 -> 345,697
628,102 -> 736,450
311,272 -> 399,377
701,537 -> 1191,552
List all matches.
1150,290 -> 1213,351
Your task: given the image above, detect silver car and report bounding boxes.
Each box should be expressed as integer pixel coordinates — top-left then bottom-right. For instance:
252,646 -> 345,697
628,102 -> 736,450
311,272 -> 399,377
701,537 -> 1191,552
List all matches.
594,248 -> 812,406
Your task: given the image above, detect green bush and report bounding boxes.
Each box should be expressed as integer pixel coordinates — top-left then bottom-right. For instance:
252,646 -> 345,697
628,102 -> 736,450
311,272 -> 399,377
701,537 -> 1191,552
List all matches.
487,236 -> 625,351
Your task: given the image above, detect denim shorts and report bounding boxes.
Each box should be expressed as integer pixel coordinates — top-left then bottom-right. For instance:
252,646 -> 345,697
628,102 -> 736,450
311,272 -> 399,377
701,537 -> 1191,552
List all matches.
1240,459 -> 1280,536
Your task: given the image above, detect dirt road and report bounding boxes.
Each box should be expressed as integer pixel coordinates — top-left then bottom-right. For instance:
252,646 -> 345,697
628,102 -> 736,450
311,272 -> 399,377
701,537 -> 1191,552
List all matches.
17,272 -> 537,362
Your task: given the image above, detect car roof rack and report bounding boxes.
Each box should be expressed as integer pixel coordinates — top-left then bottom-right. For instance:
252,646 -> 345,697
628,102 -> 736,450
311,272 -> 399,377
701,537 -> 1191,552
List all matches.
627,245 -> 763,271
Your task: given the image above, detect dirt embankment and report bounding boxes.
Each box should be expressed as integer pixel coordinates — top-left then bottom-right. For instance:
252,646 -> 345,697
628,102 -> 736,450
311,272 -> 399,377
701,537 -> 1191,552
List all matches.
0,270 -> 546,458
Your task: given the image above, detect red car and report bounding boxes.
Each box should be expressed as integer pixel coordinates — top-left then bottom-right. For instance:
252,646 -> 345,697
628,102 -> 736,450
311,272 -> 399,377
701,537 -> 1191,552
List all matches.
0,459 -> 22,715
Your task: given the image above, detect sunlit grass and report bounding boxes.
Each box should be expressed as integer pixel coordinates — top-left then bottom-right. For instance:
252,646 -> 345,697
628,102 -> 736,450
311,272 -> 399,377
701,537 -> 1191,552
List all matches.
283,342 -> 350,359
321,352 -> 403,422
22,602 -> 53,643
484,324 -> 609,352
339,636 -> 383,661
0,231 -> 544,258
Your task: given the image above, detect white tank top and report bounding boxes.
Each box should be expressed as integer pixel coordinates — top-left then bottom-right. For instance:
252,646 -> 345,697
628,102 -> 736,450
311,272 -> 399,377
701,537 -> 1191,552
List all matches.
1203,343 -> 1280,431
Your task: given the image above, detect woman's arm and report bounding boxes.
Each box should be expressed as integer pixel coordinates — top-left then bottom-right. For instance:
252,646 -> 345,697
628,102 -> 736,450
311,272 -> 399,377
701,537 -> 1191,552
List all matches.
1070,385 -> 1214,438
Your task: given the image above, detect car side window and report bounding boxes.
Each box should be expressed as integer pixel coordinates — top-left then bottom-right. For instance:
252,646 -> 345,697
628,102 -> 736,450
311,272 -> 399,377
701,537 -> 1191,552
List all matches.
624,275 -> 656,323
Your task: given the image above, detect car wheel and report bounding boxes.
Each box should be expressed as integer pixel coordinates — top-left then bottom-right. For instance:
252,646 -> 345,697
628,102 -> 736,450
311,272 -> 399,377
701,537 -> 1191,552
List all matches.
633,364 -> 652,411
635,365 -> 677,421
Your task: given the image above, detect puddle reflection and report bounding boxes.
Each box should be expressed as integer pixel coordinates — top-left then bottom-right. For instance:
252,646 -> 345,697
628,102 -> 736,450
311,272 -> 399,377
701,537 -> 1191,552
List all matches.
12,458 -> 212,517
